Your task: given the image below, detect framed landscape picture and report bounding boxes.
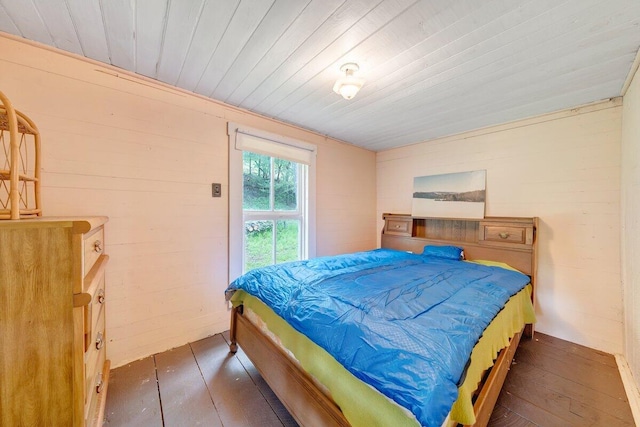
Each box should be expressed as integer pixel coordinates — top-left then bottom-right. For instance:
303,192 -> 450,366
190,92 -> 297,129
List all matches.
412,170 -> 486,219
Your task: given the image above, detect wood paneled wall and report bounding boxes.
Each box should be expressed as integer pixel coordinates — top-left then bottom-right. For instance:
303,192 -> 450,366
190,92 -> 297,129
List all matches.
0,34 -> 377,367
622,65 -> 640,396
377,100 -> 623,354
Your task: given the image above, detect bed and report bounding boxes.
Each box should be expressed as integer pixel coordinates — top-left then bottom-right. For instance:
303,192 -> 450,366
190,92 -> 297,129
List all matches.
226,215 -> 538,427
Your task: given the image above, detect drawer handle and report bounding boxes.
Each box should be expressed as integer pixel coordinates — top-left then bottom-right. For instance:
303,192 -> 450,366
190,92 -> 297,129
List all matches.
394,225 -> 401,229
96,331 -> 104,350
94,240 -> 103,253
499,232 -> 510,239
96,372 -> 104,394
97,289 -> 105,304
73,292 -> 91,307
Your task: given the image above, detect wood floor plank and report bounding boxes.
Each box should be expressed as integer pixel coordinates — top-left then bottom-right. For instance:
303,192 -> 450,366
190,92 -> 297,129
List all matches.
104,356 -> 163,426
507,357 -> 634,422
497,389 -> 571,427
503,367 -> 634,426
488,403 -> 536,427
190,334 -> 285,427
520,335 -> 621,376
234,345 -> 299,427
513,341 -> 627,400
222,332 -> 298,427
155,344 -> 223,427
532,333 -> 618,369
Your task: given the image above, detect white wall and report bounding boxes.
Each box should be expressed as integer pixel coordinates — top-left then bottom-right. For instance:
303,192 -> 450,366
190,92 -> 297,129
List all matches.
377,100 -> 623,354
622,67 -> 640,388
0,34 -> 377,367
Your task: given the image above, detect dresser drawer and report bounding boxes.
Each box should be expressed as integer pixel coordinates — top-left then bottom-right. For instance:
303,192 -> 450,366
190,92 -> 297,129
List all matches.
479,221 -> 534,248
83,261 -> 107,352
384,217 -> 413,236
83,226 -> 104,276
89,275 -> 106,330
85,307 -> 106,399
85,346 -> 107,424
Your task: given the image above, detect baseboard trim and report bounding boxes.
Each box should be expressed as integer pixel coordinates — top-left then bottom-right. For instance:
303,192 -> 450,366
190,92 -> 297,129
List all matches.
615,353 -> 640,426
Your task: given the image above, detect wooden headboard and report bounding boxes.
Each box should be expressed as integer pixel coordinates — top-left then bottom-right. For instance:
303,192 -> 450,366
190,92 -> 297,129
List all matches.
381,214 -> 538,313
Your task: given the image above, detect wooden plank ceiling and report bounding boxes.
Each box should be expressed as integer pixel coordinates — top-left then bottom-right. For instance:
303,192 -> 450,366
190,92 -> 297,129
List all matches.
1,0 -> 639,151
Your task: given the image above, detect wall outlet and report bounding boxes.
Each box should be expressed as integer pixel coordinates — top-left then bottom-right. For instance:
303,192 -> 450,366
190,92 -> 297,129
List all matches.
212,183 -> 222,197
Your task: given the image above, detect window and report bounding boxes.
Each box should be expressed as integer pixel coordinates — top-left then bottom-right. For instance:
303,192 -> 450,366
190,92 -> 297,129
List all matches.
228,123 -> 316,282
243,153 -> 304,271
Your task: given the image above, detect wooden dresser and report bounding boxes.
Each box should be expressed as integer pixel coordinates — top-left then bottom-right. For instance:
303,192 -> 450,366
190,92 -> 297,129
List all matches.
0,217 -> 110,426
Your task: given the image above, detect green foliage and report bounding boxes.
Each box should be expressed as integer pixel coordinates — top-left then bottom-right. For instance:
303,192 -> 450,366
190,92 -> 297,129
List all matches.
243,152 -> 297,210
245,220 -> 299,272
245,223 -> 272,271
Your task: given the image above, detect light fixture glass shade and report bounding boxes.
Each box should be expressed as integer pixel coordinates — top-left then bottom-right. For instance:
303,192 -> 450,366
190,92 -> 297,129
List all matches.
333,63 -> 364,100
333,77 -> 364,100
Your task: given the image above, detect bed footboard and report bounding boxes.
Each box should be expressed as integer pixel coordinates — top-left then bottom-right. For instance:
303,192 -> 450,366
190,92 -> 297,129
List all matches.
230,305 -> 350,427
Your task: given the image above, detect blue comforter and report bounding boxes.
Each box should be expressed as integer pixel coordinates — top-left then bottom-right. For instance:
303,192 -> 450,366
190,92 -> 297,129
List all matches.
226,249 -> 530,426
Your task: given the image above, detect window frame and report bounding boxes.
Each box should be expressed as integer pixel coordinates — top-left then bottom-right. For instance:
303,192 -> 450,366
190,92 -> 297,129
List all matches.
228,123 -> 316,282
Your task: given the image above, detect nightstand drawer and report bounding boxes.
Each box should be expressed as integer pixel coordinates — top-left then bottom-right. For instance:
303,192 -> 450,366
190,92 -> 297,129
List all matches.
384,217 -> 413,236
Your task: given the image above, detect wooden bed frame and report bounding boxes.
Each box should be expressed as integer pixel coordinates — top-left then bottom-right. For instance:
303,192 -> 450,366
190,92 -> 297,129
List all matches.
229,215 -> 538,427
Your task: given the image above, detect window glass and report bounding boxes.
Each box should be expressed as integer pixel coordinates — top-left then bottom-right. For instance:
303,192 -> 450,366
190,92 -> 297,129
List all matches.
242,152 -> 304,272
275,220 -> 300,264
244,220 -> 273,271
243,152 -> 270,210
274,158 -> 298,211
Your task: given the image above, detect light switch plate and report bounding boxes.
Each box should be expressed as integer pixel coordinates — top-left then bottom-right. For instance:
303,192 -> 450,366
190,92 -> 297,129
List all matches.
212,183 -> 222,197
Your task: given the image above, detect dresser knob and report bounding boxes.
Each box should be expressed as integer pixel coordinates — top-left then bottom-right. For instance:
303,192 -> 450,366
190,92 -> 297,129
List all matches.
97,289 -> 105,304
94,240 -> 103,253
499,232 -> 510,239
96,331 -> 104,350
96,373 -> 104,394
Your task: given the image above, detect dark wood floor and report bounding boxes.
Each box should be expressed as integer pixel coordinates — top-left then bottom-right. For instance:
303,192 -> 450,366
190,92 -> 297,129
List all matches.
104,332 -> 635,427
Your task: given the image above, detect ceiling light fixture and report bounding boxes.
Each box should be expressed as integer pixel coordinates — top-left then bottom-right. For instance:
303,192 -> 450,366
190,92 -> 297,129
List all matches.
333,63 -> 364,100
